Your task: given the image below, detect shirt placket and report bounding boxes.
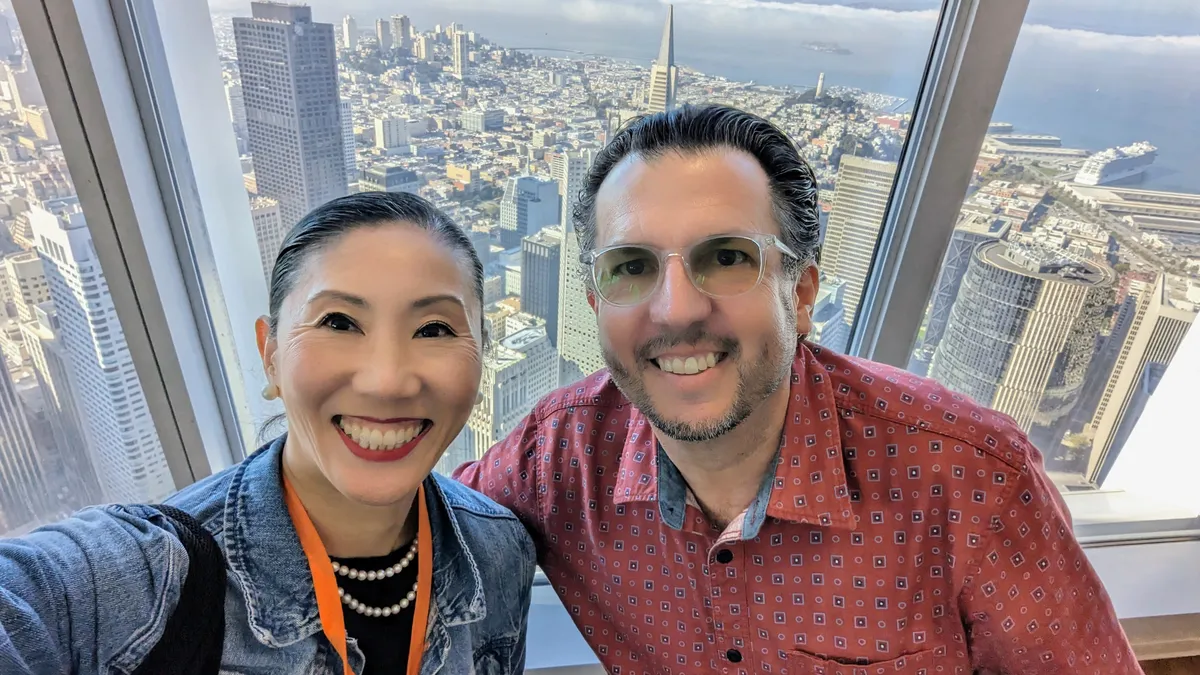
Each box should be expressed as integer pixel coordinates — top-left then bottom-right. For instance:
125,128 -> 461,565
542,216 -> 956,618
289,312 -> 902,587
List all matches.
708,533 -> 750,674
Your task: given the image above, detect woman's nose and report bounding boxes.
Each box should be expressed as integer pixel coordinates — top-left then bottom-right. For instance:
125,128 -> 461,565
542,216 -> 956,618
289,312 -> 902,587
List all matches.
355,337 -> 422,399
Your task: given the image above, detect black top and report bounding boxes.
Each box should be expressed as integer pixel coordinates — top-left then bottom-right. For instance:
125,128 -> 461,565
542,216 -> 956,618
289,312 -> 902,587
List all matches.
330,543 -> 419,675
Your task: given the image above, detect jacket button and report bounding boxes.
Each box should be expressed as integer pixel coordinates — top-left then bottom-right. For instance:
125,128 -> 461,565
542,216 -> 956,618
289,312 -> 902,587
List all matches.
716,549 -> 734,564
726,649 -> 743,663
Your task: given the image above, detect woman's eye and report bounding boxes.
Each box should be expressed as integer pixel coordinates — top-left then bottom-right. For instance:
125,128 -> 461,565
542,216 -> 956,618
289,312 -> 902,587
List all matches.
319,312 -> 358,332
415,322 -> 456,339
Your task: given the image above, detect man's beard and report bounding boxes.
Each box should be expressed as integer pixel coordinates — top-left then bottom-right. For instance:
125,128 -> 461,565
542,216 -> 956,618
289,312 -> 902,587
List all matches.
603,313 -> 796,443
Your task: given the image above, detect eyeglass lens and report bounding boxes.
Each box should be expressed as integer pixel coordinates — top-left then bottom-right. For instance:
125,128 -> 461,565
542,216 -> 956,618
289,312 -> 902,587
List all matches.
593,236 -> 764,305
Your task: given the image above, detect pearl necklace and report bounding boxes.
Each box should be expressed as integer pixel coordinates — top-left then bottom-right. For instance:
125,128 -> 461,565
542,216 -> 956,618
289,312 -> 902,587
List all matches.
331,539 -> 419,618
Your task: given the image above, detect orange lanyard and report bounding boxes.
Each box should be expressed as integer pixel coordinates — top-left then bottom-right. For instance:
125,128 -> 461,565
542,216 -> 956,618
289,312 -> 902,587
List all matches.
283,476 -> 433,675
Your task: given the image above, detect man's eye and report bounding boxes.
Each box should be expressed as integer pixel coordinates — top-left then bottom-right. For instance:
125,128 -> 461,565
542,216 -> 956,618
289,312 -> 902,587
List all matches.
319,313 -> 357,332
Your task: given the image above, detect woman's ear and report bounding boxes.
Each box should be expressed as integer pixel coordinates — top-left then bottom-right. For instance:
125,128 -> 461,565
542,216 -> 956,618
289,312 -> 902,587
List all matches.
255,315 -> 275,376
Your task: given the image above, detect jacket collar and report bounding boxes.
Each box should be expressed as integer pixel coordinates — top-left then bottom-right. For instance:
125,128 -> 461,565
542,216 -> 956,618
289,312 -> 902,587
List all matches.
613,342 -> 858,531
223,437 -> 486,649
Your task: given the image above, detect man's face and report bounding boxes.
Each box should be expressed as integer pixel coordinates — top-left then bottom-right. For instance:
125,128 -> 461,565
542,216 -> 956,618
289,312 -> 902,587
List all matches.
589,149 -> 818,442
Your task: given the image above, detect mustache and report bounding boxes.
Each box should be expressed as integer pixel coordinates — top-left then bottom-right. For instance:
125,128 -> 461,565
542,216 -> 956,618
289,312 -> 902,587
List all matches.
634,325 -> 741,361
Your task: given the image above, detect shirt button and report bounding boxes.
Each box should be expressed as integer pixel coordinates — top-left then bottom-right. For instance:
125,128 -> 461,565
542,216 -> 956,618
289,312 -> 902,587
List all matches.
716,548 -> 734,564
726,649 -> 743,663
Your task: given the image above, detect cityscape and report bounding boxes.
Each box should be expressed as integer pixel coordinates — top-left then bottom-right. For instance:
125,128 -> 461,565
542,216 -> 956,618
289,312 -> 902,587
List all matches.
0,1 -> 1196,535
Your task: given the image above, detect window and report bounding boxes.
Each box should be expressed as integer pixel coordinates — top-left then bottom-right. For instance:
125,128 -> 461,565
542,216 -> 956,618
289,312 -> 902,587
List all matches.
0,12 -> 174,536
908,0 -> 1199,493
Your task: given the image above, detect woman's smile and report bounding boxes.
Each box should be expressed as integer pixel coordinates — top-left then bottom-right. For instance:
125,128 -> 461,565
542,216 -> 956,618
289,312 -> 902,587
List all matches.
333,415 -> 432,463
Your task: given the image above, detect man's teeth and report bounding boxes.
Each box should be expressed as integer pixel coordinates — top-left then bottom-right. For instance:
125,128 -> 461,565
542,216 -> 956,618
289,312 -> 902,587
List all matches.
337,419 -> 424,450
655,353 -> 719,375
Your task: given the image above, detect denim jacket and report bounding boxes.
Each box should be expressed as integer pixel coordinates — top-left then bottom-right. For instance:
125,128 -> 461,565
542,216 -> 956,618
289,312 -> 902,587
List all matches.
0,437 -> 535,674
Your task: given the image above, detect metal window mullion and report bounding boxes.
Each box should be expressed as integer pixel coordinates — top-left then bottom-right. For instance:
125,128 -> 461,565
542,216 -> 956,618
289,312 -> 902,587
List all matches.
848,0 -> 1031,367
13,0 -> 211,490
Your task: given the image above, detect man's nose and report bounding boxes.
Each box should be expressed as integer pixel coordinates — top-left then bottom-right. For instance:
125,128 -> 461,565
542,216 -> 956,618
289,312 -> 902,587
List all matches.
648,255 -> 713,328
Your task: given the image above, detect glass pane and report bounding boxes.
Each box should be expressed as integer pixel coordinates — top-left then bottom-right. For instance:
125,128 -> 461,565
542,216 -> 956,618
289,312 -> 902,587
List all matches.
204,2 -> 945,471
0,11 -> 174,536
908,1 -> 1199,490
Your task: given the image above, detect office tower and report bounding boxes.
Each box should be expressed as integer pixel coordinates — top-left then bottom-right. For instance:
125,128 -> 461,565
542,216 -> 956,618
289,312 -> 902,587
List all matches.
4,251 -> 51,322
234,2 -> 346,231
815,72 -> 826,98
451,320 -> 556,469
551,150 -> 602,385
811,276 -> 848,352
24,106 -> 57,143
376,19 -> 392,52
341,15 -> 358,51
30,197 -> 171,503
923,215 -> 1012,351
374,117 -> 409,150
461,109 -> 504,133
390,15 -> 411,50
358,164 -> 419,194
415,35 -> 431,62
224,81 -> 248,153
822,156 -> 898,330
1088,274 -> 1195,479
0,14 -> 16,59
20,302 -> 101,515
453,31 -> 470,78
499,176 -> 559,249
931,241 -> 1115,433
468,229 -> 491,270
250,196 -> 284,285
0,362 -> 47,534
5,57 -> 45,122
340,98 -> 356,187
646,5 -> 677,114
521,227 -> 562,349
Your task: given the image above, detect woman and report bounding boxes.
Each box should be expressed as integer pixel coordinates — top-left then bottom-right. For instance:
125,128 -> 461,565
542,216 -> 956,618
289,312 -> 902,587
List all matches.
0,192 -> 535,674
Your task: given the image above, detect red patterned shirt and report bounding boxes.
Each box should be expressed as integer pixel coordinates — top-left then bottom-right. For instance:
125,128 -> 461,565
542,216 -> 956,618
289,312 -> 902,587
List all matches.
455,343 -> 1140,674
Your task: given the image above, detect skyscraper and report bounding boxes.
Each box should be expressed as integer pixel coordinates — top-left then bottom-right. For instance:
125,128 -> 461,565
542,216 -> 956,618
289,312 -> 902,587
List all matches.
391,15 -> 411,50
5,56 -> 46,122
234,2 -> 346,231
341,15 -> 357,51
376,19 -> 392,52
4,251 -> 51,323
224,80 -> 248,154
499,176 -> 559,249
822,156 -> 898,330
931,241 -> 1115,433
453,31 -> 470,78
0,362 -> 47,533
815,72 -> 826,98
552,150 -> 603,385
920,214 -> 1012,353
521,227 -> 562,349
811,276 -> 848,352
415,35 -> 432,62
646,5 -> 677,114
340,98 -> 356,187
250,196 -> 284,284
1088,274 -> 1195,479
29,197 -> 172,503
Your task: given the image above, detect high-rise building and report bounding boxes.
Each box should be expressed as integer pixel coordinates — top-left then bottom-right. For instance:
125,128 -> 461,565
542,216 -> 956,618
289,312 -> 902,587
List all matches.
551,150 -> 603,385
233,2 -> 346,231
415,35 -> 432,62
461,109 -> 504,133
1088,274 -> 1195,479
811,276 -> 848,352
0,361 -> 47,533
815,72 -> 826,98
30,197 -> 171,503
5,57 -> 46,123
341,15 -> 358,51
224,81 -> 248,154
358,164 -> 420,194
390,15 -> 411,50
822,156 -> 898,330
4,251 -> 51,322
646,5 -> 677,114
340,98 -> 356,187
376,19 -> 392,52
374,116 -> 409,150
24,106 -> 57,143
499,176 -> 559,249
521,227 -> 562,349
922,214 -> 1012,351
453,31 -> 470,78
250,196 -> 284,285
931,241 -> 1115,433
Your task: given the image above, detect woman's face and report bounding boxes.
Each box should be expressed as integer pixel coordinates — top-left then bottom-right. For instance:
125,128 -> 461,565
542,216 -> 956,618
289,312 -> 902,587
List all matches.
259,222 -> 483,507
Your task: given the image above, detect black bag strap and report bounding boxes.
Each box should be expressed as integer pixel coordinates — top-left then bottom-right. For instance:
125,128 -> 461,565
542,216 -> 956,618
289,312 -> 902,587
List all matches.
132,504 -> 227,675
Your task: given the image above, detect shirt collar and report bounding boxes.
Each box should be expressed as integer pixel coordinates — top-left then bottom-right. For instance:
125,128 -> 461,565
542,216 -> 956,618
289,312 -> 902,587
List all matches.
223,437 -> 486,649
613,343 -> 857,532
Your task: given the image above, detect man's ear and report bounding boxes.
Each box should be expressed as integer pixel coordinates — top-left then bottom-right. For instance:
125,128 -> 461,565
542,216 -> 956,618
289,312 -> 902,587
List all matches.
794,265 -> 820,336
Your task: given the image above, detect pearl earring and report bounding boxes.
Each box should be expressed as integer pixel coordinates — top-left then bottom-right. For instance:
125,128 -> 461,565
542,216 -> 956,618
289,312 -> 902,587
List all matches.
475,391 -> 484,406
262,383 -> 280,401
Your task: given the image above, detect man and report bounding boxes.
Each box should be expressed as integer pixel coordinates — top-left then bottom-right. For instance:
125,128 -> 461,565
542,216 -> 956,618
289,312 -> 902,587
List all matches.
455,105 -> 1139,674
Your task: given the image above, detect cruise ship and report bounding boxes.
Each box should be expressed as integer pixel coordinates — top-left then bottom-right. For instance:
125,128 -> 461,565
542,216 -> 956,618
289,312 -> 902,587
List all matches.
1074,141 -> 1158,186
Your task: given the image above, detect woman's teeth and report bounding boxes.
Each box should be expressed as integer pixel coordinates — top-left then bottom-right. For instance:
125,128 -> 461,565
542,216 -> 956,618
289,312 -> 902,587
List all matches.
337,418 -> 424,450
654,353 -> 720,375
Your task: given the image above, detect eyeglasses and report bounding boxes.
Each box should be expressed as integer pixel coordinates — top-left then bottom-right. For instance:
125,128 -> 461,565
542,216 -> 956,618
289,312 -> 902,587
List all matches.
581,233 -> 800,307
